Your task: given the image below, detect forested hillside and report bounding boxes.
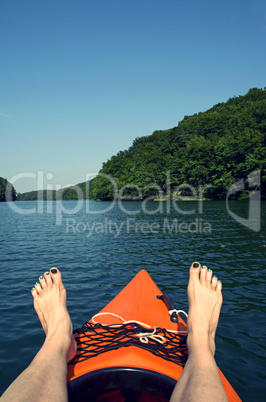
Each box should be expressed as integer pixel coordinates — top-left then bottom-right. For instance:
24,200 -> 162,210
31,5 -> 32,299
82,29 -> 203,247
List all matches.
0,178 -> 17,201
17,182 -> 88,201
17,87 -> 266,201
91,87 -> 266,200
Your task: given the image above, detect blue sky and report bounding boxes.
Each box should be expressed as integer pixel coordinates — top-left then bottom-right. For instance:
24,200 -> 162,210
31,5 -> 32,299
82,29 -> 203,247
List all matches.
1,0 -> 266,193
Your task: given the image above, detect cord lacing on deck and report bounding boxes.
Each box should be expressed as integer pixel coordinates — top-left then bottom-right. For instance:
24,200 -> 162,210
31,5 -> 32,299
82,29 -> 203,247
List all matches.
69,311 -> 188,367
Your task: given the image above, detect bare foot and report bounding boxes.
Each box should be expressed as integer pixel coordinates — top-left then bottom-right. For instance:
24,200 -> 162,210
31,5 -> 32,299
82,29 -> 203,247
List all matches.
186,262 -> 223,356
31,268 -> 77,362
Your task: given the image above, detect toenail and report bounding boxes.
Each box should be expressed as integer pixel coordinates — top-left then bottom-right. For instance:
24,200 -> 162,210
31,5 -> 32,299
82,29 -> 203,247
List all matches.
208,268 -> 211,272
45,272 -> 49,275
213,275 -> 217,279
31,287 -> 35,291
40,275 -> 43,279
202,266 -> 207,269
35,282 -> 39,285
51,268 -> 57,274
193,262 -> 200,268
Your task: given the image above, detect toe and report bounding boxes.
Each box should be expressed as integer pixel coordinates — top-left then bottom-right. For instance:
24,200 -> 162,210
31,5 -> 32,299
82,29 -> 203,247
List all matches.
211,275 -> 218,288
50,267 -> 64,288
31,287 -> 38,298
200,266 -> 207,282
189,262 -> 201,276
39,275 -> 47,289
206,268 -> 212,285
34,282 -> 43,294
44,271 -> 52,286
216,280 -> 222,292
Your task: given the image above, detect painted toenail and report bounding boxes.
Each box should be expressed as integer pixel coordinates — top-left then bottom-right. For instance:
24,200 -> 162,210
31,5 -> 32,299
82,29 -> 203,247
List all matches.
213,275 -> 217,278
51,268 -> 57,274
45,272 -> 49,275
35,282 -> 39,285
202,266 -> 207,269
193,262 -> 200,268
31,287 -> 35,291
208,268 -> 211,272
40,275 -> 43,279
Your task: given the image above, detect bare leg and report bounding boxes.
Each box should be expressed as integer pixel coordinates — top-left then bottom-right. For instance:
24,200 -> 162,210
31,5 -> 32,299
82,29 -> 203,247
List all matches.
1,268 -> 76,402
170,262 -> 228,402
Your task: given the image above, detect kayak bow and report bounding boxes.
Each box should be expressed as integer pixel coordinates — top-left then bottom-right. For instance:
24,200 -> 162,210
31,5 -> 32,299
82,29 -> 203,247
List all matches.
67,270 -> 241,401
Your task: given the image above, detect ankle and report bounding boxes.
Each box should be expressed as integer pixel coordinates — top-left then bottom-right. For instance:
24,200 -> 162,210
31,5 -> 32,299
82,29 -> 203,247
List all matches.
44,334 -> 71,357
187,330 -> 211,348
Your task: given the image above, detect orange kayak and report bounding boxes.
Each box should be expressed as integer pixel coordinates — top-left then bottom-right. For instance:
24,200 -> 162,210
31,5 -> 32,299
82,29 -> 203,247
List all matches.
67,270 -> 241,401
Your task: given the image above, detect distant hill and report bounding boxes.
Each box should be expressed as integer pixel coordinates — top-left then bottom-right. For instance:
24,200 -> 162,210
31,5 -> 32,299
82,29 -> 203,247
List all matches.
0,178 -> 17,201
17,182 -> 90,201
18,87 -> 266,201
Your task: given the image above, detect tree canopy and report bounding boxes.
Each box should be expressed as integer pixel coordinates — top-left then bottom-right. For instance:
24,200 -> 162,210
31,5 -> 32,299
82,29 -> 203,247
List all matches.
0,178 -> 17,201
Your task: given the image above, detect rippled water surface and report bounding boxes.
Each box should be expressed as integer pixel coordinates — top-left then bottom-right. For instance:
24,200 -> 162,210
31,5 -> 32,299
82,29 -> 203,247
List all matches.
0,200 -> 265,401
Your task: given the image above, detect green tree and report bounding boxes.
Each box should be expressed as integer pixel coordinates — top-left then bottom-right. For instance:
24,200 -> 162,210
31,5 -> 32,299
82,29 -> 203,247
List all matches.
0,178 -> 17,201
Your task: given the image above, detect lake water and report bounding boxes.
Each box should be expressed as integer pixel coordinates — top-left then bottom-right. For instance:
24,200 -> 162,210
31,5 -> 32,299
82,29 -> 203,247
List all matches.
0,200 -> 265,401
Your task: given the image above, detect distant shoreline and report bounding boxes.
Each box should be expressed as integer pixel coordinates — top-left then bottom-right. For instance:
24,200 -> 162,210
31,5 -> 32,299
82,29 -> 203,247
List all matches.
153,197 -> 209,202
